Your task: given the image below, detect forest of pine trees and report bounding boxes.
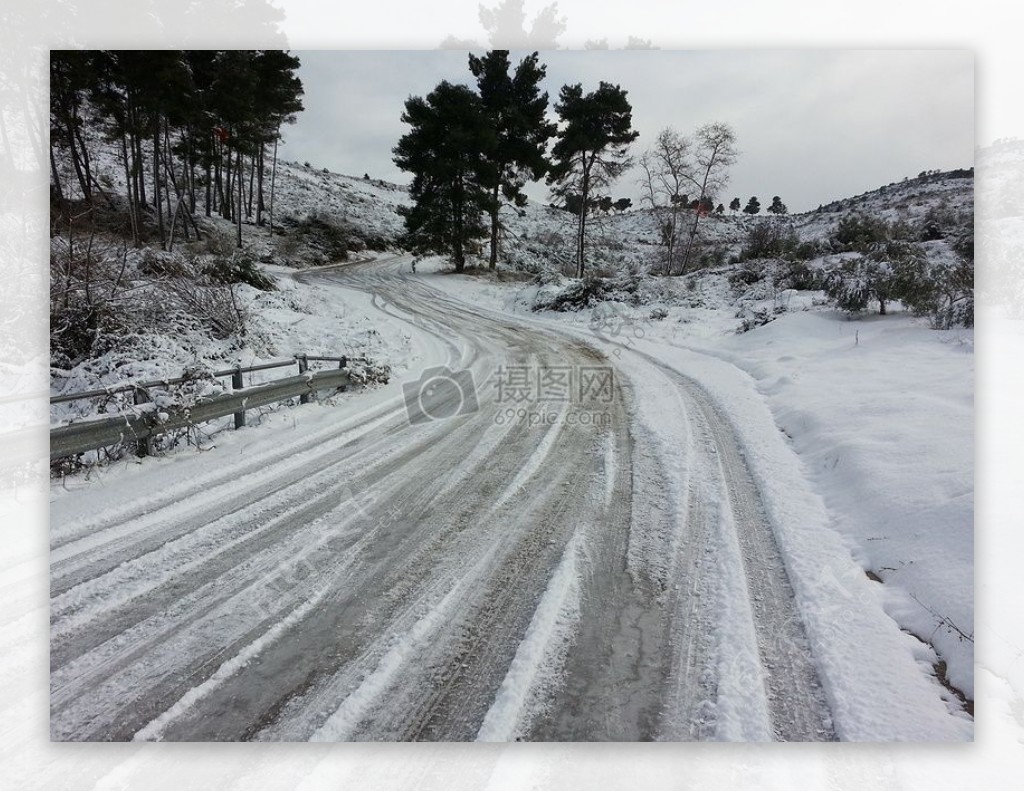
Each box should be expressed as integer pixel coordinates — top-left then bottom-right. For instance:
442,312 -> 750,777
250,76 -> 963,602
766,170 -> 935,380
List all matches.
50,50 -> 304,250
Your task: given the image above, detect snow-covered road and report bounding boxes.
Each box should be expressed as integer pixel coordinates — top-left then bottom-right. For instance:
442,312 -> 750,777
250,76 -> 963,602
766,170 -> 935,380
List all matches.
49,256 -> 969,741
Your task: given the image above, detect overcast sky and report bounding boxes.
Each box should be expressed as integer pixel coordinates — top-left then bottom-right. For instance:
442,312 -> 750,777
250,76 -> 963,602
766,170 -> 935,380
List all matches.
277,50 -> 973,214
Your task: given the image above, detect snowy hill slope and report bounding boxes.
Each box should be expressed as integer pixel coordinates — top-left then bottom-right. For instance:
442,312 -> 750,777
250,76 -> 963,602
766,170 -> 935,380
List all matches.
48,145 -> 418,453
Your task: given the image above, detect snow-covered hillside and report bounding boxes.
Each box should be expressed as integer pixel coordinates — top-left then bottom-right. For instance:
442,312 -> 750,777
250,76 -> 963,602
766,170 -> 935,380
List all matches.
49,149 -> 417,449
49,127 -> 975,737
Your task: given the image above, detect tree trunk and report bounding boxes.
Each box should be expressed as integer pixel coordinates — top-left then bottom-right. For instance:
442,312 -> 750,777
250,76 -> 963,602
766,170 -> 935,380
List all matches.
205,159 -> 212,217
126,131 -> 139,227
120,132 -> 139,246
246,152 -> 256,218
64,119 -> 91,202
577,160 -> 590,279
188,134 -> 197,214
223,145 -> 232,221
221,138 -> 232,221
672,204 -> 684,274
49,144 -> 65,214
256,142 -> 265,226
453,176 -> 465,272
133,126 -> 147,208
153,124 -> 165,248
72,120 -> 94,202
236,149 -> 243,248
161,126 -> 190,246
268,133 -> 279,237
168,196 -> 183,251
488,183 -> 499,270
213,144 -> 221,217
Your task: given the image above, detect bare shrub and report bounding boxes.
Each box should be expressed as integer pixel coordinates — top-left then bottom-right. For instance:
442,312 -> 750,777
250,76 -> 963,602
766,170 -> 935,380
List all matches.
50,227 -> 138,366
161,273 -> 247,340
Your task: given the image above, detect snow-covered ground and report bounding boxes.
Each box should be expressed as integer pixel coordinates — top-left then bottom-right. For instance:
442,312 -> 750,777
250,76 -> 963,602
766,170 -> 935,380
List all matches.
48,254 -> 974,744
412,255 -> 975,714
44,131 -> 978,746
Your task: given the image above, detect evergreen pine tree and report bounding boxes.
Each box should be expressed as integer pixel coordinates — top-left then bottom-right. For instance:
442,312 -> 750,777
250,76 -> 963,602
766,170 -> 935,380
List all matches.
469,50 -> 554,270
547,81 -> 638,278
393,81 -> 492,272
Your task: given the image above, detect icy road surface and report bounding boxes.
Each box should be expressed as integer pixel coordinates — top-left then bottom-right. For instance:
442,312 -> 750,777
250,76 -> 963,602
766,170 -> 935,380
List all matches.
49,256 -> 969,742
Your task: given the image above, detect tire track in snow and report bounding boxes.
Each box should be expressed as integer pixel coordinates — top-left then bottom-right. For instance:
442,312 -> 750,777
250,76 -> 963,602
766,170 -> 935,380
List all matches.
625,348 -> 835,741
242,366 -> 606,741
51,406 -> 516,740
139,343 -> 606,741
475,525 -> 583,741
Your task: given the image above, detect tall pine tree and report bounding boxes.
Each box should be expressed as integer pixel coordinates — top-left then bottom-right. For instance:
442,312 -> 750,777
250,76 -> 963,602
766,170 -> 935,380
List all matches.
767,195 -> 788,215
393,81 -> 493,272
468,50 -> 554,270
547,81 -> 638,278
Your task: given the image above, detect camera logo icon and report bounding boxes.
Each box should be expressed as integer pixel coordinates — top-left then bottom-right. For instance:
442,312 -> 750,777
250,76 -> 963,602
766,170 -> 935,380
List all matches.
402,366 -> 479,424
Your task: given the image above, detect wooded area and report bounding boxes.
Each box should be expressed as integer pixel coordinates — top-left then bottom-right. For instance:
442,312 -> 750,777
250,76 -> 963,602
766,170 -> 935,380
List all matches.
50,50 -> 304,249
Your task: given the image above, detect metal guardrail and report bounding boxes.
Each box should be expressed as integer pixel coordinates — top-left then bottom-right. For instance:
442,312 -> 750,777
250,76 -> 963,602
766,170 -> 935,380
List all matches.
49,355 -> 350,404
49,355 -> 354,460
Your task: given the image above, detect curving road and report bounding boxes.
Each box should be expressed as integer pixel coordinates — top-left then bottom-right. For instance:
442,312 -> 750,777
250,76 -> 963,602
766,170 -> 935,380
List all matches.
50,255 -> 834,742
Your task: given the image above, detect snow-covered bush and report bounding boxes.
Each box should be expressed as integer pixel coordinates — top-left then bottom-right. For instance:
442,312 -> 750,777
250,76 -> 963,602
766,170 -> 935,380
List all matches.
919,201 -> 970,242
899,246 -> 974,329
829,213 -> 904,253
279,210 -> 390,263
50,231 -> 141,367
138,248 -> 191,278
823,250 -> 905,315
735,304 -> 780,333
532,277 -> 612,312
691,242 -> 729,270
776,258 -> 821,291
203,249 -> 277,291
822,236 -> 973,327
740,222 -> 801,260
730,258 -> 769,288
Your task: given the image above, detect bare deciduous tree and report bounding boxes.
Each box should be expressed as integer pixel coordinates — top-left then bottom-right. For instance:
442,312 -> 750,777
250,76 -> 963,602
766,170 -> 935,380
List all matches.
680,122 -> 738,274
639,127 -> 691,274
639,122 -> 738,275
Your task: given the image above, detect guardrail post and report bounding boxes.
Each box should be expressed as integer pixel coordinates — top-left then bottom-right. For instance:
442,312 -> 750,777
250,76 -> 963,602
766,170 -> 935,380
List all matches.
298,354 -> 310,404
133,386 -> 152,456
232,365 -> 245,428
338,356 -> 347,392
